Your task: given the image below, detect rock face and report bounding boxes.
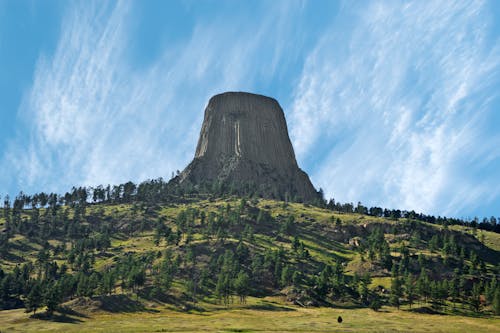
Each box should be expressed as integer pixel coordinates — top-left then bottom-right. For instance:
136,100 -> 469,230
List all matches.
176,92 -> 319,202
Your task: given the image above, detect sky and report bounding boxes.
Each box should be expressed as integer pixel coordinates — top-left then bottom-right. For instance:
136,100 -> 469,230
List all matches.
0,0 -> 499,219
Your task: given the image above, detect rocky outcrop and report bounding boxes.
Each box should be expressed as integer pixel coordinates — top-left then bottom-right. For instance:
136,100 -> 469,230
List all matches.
175,92 -> 319,202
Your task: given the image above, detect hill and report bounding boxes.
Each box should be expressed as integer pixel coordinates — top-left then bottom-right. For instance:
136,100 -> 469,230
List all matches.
0,192 -> 499,332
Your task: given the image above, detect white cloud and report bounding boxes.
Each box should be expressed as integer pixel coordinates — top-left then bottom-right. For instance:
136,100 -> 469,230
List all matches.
289,0 -> 500,216
2,0 -> 498,217
3,0 -> 303,194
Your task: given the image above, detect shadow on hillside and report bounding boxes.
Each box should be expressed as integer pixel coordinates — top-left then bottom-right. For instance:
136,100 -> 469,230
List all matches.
58,305 -> 89,318
98,295 -> 158,313
0,250 -> 26,264
298,228 -> 350,258
405,305 -> 493,318
243,302 -> 296,312
407,306 -> 442,315
31,312 -> 84,324
111,233 -> 128,241
326,302 -> 366,310
9,240 -> 39,253
475,243 -> 500,266
139,289 -> 205,313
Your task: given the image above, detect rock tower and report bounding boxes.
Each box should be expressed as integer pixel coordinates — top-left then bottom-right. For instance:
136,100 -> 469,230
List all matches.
175,92 -> 319,202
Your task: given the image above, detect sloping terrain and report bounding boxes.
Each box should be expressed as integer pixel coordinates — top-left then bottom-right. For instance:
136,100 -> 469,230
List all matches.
0,196 -> 499,332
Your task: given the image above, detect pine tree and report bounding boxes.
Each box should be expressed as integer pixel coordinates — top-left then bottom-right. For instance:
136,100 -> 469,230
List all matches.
292,271 -> 302,287
405,275 -> 415,308
234,271 -> 250,304
485,278 -> 498,304
280,265 -> 292,288
470,283 -> 482,313
25,282 -> 42,315
417,269 -> 429,303
450,275 -> 460,309
215,273 -> 231,306
493,287 -> 500,315
44,283 -> 62,316
369,293 -> 382,311
429,235 -> 440,252
390,278 -> 402,309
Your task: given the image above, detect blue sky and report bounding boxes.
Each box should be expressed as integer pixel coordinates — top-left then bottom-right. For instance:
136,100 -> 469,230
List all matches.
0,0 -> 499,218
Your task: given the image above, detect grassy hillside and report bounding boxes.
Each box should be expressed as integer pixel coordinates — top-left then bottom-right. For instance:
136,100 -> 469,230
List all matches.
0,195 -> 499,332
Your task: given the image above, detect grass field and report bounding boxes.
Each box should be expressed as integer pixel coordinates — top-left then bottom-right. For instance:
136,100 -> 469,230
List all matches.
1,297 -> 499,333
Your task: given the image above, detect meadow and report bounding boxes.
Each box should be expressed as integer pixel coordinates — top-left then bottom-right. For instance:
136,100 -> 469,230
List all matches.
1,296 -> 499,333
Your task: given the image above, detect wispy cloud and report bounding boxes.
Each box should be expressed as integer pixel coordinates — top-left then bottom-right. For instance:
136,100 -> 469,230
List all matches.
289,0 -> 500,216
2,0 -> 498,217
2,1 -> 304,194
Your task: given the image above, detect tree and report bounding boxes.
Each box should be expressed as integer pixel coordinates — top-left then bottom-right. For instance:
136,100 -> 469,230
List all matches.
429,235 -> 440,252
390,278 -> 402,309
234,271 -> 250,304
405,275 -> 415,308
369,293 -> 382,311
99,271 -> 116,296
429,281 -> 444,310
280,265 -> 293,288
417,269 -> 429,303
186,276 -> 198,303
358,281 -> 369,305
0,234 -> 9,257
484,278 -> 496,302
470,282 -> 482,313
25,282 -> 42,315
128,267 -> 146,294
316,266 -> 332,300
292,236 -> 300,252
450,274 -> 460,309
215,273 -> 231,306
493,287 -> 500,315
44,283 -> 62,316
292,271 -> 302,287
280,215 -> 295,235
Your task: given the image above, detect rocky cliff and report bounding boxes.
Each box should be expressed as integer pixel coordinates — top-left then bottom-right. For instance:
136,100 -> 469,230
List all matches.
175,92 -> 319,202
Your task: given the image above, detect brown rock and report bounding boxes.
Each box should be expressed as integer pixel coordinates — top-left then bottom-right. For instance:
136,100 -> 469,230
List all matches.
175,92 -> 319,202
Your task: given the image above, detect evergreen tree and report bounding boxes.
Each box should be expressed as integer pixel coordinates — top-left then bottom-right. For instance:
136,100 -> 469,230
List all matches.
450,274 -> 460,309
25,282 -> 42,315
234,271 -> 250,304
292,271 -> 302,287
215,273 -> 231,306
390,277 -> 402,309
280,265 -> 293,288
369,293 -> 382,311
493,287 -> 500,315
99,271 -> 116,296
485,278 -> 497,304
44,283 -> 62,316
405,275 -> 415,308
470,283 -> 482,313
417,269 -> 429,303
429,235 -> 440,252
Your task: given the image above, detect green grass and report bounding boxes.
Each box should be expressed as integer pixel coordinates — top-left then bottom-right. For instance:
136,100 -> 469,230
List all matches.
447,225 -> 500,251
370,276 -> 392,289
1,298 -> 498,333
477,230 -> 500,252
